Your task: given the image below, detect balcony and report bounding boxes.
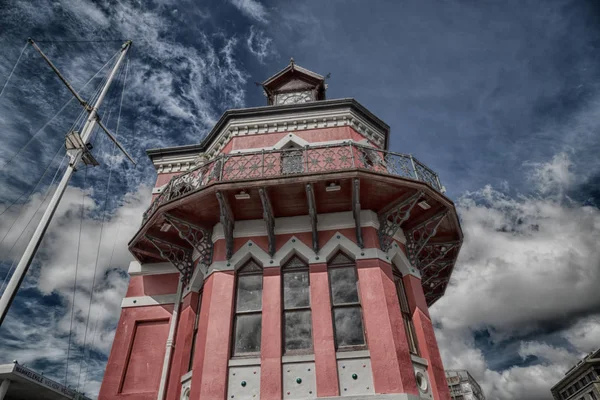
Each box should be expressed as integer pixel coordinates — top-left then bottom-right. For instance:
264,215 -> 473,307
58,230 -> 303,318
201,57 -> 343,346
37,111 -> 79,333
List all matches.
142,142 -> 444,225
131,142 -> 462,305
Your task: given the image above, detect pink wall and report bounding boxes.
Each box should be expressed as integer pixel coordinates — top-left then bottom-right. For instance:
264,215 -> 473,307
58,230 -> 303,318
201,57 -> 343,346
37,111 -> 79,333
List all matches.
126,273 -> 179,297
225,126 -> 371,153
189,271 -> 235,400
309,263 -> 339,397
356,259 -> 417,395
166,292 -> 199,400
260,268 -> 282,399
403,275 -> 450,400
99,305 -> 174,400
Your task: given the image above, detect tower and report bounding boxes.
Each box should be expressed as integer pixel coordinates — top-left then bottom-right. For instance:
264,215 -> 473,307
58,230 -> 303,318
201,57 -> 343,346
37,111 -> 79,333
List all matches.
99,60 -> 463,400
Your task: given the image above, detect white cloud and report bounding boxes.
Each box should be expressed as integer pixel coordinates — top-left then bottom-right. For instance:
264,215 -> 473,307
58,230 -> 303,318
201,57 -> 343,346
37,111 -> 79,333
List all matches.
0,184 -> 150,396
230,0 -> 268,23
432,153 -> 600,400
246,26 -> 274,64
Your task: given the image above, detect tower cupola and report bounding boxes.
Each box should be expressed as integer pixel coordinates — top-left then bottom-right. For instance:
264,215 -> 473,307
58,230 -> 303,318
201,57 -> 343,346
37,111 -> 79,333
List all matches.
261,58 -> 326,105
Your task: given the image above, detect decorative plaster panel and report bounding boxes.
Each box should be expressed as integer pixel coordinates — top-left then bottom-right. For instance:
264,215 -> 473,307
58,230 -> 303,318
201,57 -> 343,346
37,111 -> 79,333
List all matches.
337,357 -> 375,397
205,107 -> 387,158
282,361 -> 317,399
227,365 -> 261,400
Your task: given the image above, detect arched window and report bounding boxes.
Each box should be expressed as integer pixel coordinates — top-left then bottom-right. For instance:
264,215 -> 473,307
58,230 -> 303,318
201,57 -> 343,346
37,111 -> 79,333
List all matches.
282,254 -> 312,354
393,271 -> 419,355
232,258 -> 263,357
327,251 -> 366,350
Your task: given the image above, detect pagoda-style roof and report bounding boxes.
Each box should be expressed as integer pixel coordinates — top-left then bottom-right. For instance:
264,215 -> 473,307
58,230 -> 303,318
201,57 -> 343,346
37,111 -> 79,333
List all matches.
261,59 -> 327,105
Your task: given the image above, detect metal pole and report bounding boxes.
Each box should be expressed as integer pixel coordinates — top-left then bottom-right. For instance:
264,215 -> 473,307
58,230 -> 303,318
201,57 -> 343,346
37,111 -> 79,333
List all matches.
0,41 -> 131,326
0,379 -> 9,400
157,277 -> 184,400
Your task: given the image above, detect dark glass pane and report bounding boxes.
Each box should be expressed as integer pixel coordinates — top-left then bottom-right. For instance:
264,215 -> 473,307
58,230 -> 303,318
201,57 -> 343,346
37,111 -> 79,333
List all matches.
333,306 -> 365,347
403,314 -> 419,355
329,267 -> 359,305
395,279 -> 410,313
236,274 -> 263,312
283,271 -> 310,309
233,314 -> 262,355
284,310 -> 313,352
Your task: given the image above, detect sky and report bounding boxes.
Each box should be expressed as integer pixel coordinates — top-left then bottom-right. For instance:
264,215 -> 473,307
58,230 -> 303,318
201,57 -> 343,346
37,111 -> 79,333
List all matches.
0,0 -> 599,399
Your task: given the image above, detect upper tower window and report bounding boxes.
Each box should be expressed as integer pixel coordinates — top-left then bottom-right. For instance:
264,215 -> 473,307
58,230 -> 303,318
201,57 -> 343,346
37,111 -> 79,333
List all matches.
261,58 -> 326,106
282,254 -> 313,354
232,258 -> 263,357
327,251 -> 366,350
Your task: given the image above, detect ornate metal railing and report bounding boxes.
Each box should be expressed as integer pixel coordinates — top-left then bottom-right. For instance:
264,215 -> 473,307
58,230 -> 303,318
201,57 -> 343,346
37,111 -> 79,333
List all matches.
142,142 -> 443,224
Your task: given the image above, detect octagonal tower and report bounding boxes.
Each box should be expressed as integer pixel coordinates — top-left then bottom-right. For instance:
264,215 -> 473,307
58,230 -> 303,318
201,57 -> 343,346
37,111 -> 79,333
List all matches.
99,60 -> 463,400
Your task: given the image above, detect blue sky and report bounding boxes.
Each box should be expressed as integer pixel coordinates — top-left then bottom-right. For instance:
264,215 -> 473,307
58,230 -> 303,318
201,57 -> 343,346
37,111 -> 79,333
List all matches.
0,1 -> 599,399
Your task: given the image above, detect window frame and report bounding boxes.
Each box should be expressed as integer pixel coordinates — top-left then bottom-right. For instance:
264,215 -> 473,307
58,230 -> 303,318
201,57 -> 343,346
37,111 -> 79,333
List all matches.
187,290 -> 203,371
281,254 -> 314,355
231,259 -> 264,358
393,270 -> 420,356
327,252 -> 367,352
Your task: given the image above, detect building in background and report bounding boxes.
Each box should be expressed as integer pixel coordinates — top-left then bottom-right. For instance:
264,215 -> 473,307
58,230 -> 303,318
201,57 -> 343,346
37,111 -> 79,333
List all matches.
445,370 -> 485,400
0,362 -> 91,400
99,60 -> 463,400
551,348 -> 600,400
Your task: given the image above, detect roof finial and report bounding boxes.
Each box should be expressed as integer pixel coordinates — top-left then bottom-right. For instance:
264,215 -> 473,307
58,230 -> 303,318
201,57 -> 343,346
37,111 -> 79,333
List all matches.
290,57 -> 295,71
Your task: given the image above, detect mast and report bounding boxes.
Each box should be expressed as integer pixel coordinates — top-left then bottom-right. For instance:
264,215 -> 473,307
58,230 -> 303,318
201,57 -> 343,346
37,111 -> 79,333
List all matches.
0,41 -> 132,326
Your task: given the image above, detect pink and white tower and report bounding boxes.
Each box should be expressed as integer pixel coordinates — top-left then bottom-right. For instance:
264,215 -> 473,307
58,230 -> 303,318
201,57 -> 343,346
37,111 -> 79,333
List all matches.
99,61 -> 463,400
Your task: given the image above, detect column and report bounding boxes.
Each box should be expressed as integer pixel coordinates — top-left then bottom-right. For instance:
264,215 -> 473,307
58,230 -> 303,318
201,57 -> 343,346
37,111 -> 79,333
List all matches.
189,271 -> 235,400
260,268 -> 282,399
356,259 -> 417,395
309,263 -> 339,397
166,291 -> 200,400
403,275 -> 451,400
0,379 -> 10,400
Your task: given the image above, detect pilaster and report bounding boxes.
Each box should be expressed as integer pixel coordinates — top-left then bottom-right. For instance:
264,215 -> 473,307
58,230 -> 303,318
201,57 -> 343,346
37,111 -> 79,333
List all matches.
309,263 -> 340,397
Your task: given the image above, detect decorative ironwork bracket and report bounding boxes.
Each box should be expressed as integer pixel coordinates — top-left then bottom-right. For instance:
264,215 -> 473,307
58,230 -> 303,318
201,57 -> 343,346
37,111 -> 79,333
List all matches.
163,213 -> 213,272
378,190 -> 423,252
216,191 -> 234,260
418,240 -> 461,272
422,260 -> 455,286
405,210 -> 448,269
145,235 -> 194,283
306,183 -> 319,252
258,188 -> 276,256
352,178 -> 364,249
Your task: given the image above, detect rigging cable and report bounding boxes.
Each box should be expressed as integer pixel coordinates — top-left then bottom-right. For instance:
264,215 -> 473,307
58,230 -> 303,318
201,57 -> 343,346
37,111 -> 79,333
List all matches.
0,153 -> 67,294
77,58 -> 129,391
0,48 -> 118,218
0,41 -> 29,98
0,141 -> 67,247
0,49 -> 120,171
64,165 -> 88,387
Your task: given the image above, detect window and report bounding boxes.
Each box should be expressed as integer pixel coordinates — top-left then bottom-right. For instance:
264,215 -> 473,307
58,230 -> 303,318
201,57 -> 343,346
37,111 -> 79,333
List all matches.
590,391 -> 597,400
232,259 -> 263,357
281,144 -> 304,175
393,271 -> 419,355
188,291 -> 203,371
328,252 -> 366,350
282,255 -> 313,354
